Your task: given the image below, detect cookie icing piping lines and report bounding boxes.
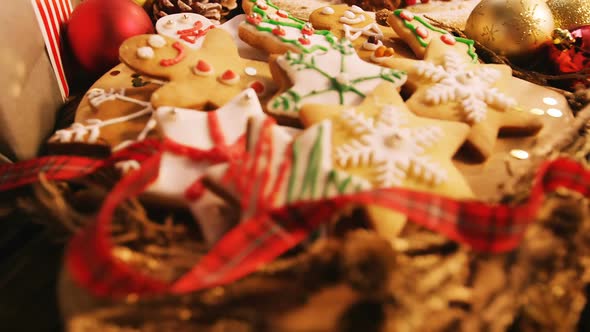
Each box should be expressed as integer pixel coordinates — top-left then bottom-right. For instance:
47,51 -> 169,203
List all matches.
245,0 -> 337,53
52,88 -> 156,150
393,9 -> 478,63
336,105 -> 447,187
415,52 -> 517,124
270,40 -> 407,114
342,22 -> 383,42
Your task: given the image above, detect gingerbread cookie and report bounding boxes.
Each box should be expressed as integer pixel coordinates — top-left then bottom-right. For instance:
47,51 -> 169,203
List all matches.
397,38 -> 543,161
49,65 -> 162,155
239,0 -> 338,55
309,4 -> 415,64
299,81 -> 473,238
267,38 -> 407,124
119,28 -> 277,110
387,9 -> 477,61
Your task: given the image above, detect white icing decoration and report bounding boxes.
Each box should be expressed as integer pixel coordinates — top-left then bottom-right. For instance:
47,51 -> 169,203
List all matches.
155,13 -> 214,49
342,22 -> 383,41
350,5 -> 364,13
336,106 -> 448,187
148,35 -> 167,48
115,160 -> 141,174
362,39 -> 383,51
244,67 -> 258,76
339,11 -> 366,25
52,89 -> 155,147
164,20 -> 176,28
180,14 -> 191,23
321,6 -> 335,15
415,52 -> 517,123
137,46 -> 154,59
146,88 -> 263,202
269,40 -> 407,117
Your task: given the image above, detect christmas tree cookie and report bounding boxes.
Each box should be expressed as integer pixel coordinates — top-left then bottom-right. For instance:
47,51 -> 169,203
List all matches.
193,112 -> 371,241
399,38 -> 543,161
119,29 -> 277,110
267,38 -> 407,124
300,82 -> 473,239
309,4 -> 415,64
239,0 -> 338,55
387,9 -> 477,61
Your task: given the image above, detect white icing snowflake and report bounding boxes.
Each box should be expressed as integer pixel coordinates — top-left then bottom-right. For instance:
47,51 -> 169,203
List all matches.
415,52 -> 517,123
335,106 -> 447,187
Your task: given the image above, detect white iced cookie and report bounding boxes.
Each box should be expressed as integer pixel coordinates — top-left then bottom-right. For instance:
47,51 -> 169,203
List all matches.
155,13 -> 215,49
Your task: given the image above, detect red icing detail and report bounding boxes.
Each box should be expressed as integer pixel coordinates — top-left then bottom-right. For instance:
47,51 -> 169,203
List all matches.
298,37 -> 311,45
441,34 -> 456,45
399,10 -> 414,21
301,26 -> 314,36
177,24 -> 214,44
416,26 -> 429,39
250,81 -> 265,94
195,59 -> 212,73
185,180 -> 206,201
160,42 -> 186,66
272,26 -> 286,36
176,21 -> 203,35
246,13 -> 262,25
405,0 -> 417,5
277,9 -> 289,18
221,69 -> 237,81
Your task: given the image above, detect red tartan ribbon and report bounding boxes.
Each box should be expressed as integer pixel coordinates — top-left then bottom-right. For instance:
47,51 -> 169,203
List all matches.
66,155 -> 590,298
0,139 -> 161,192
1,137 -> 590,298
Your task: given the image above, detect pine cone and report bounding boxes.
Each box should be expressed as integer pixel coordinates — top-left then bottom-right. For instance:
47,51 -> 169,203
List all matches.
152,0 -> 238,23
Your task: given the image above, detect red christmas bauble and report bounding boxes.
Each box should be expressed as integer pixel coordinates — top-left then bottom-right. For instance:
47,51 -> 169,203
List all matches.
67,0 -> 154,74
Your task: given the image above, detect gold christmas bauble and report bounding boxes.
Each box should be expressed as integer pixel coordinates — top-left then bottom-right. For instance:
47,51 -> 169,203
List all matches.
547,0 -> 590,30
464,0 -> 555,58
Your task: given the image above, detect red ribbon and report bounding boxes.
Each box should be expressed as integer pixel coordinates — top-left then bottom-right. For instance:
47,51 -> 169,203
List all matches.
0,137 -> 589,298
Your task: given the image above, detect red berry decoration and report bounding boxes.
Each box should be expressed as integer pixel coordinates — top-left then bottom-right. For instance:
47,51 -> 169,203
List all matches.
67,0 -> 154,75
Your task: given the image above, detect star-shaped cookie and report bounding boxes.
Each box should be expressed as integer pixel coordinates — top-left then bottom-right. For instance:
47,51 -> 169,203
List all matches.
309,4 -> 415,64
144,88 -> 263,208
300,81 -> 473,238
267,39 -> 407,125
119,29 -> 277,110
394,38 -> 543,161
387,9 -> 478,62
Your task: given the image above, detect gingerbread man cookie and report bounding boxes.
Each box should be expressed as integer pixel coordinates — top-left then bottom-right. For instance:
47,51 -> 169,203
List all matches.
119,28 -> 277,110
397,38 -> 543,161
309,4 -> 415,64
388,9 -> 477,61
299,81 -> 473,238
239,0 -> 338,55
267,38 -> 407,124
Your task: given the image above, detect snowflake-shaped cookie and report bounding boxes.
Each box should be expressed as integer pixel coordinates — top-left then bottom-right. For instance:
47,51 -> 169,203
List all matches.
336,106 -> 447,187
268,39 -> 407,120
415,52 -> 516,124
401,38 -> 543,161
